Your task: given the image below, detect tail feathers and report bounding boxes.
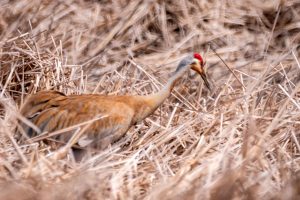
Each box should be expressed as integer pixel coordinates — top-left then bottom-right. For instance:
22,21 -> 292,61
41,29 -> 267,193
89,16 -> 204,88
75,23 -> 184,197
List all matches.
20,90 -> 66,137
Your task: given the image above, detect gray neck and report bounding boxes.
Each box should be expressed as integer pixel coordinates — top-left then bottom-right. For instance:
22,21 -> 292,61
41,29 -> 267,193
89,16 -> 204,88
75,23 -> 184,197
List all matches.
144,64 -> 190,110
157,55 -> 193,98
134,56 -> 193,122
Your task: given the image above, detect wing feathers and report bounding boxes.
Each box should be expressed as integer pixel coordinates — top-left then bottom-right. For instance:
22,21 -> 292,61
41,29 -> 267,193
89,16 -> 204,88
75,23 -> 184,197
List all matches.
20,91 -> 136,149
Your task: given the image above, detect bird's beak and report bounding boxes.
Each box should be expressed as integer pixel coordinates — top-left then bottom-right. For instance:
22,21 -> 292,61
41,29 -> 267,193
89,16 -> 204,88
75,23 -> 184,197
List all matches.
191,59 -> 211,91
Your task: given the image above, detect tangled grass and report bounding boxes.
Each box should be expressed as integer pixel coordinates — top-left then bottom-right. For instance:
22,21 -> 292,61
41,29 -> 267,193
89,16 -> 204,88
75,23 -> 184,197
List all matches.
1,0 -> 300,199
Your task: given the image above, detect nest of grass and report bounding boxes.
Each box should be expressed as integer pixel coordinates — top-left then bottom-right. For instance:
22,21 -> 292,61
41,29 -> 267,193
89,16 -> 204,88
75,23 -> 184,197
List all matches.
1,0 -> 300,199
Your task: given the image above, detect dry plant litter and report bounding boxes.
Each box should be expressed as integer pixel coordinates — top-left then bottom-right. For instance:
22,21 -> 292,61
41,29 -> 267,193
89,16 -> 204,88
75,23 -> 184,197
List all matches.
0,0 -> 300,199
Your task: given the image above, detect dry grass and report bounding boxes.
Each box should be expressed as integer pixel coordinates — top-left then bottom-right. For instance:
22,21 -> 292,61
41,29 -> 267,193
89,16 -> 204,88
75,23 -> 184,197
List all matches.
1,0 -> 300,199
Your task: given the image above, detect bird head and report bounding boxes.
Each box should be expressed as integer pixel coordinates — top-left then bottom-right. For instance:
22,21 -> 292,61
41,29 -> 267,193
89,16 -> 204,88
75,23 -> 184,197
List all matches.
175,53 -> 211,90
190,53 -> 211,91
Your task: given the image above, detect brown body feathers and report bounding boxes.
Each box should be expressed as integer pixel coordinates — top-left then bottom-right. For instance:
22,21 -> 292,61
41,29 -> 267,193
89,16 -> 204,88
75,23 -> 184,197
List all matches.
20,90 -> 156,149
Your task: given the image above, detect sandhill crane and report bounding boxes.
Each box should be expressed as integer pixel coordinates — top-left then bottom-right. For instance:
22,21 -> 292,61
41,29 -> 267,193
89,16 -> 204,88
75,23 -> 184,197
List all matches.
20,53 -> 210,151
